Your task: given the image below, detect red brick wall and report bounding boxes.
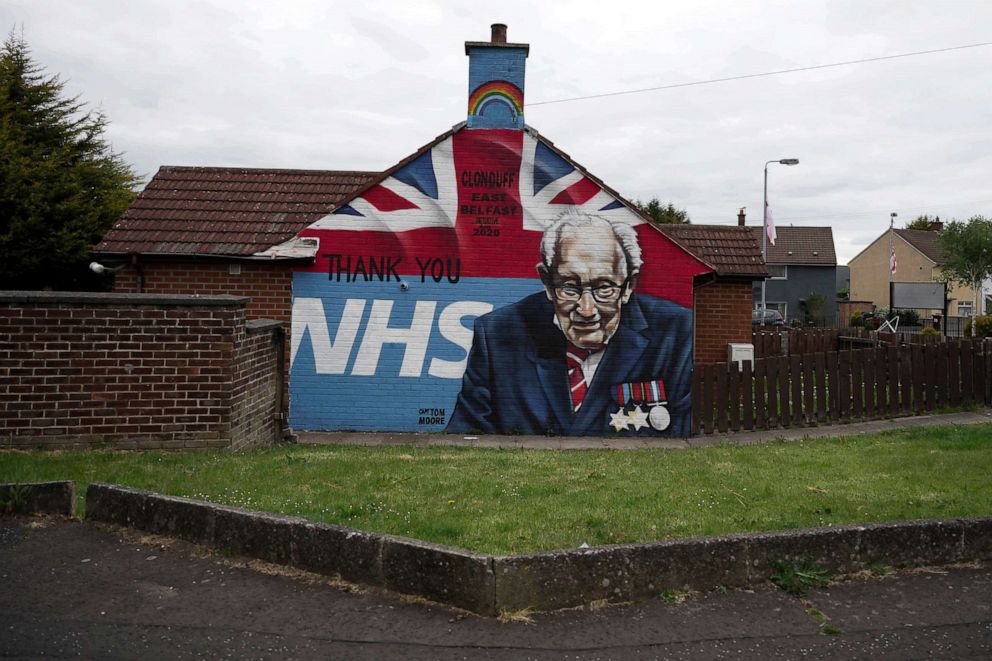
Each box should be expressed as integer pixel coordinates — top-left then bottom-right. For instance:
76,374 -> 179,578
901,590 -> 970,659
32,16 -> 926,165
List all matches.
113,261 -> 292,323
114,260 -> 293,407
0,292 -> 283,450
230,320 -> 284,451
694,280 -> 754,364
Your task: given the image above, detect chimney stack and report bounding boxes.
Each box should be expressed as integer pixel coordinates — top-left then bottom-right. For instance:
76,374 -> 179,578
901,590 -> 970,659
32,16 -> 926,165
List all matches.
465,24 -> 529,129
737,207 -> 746,227
931,216 -> 943,232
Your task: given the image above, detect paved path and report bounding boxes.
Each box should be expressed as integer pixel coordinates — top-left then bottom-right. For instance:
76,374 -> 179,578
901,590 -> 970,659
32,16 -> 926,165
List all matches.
1,520 -> 990,660
296,409 -> 992,450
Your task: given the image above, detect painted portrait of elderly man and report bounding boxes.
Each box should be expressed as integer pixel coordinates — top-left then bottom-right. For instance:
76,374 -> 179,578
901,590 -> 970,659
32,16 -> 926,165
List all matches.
447,211 -> 693,437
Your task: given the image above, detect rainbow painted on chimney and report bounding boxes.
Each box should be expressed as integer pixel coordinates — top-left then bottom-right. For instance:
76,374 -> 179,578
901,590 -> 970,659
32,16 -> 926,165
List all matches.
465,24 -> 528,129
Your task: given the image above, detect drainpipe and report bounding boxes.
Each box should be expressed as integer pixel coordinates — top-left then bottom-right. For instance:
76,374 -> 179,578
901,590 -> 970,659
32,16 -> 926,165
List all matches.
131,253 -> 144,293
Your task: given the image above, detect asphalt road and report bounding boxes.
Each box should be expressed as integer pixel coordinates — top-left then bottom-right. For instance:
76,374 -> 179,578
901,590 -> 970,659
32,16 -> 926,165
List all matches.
1,519 -> 990,660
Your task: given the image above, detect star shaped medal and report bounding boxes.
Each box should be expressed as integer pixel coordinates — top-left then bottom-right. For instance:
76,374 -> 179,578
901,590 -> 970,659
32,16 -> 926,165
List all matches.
614,379 -> 671,432
610,409 -> 630,432
628,405 -> 650,431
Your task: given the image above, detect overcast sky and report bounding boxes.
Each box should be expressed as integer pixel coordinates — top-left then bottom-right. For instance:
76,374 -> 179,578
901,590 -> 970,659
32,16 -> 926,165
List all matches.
5,0 -> 991,263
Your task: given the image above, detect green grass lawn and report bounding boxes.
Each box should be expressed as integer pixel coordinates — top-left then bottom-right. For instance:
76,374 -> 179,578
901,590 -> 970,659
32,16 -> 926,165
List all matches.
2,423 -> 991,555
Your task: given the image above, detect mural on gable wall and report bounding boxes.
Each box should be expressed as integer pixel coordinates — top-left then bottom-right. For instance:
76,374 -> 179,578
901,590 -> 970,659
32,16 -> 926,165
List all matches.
289,129 -> 709,437
289,29 -> 709,437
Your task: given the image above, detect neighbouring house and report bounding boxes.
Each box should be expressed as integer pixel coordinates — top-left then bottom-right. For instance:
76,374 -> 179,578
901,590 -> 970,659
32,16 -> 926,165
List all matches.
95,24 -> 766,437
746,225 -> 838,326
654,223 -> 767,359
848,223 -> 976,321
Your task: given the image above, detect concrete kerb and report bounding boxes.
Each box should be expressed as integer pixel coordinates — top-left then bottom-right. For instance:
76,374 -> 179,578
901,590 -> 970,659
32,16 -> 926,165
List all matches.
83,483 -> 992,616
0,481 -> 74,516
84,483 -> 495,614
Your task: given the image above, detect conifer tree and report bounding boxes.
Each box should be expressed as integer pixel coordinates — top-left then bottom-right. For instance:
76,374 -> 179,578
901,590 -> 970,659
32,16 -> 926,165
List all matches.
0,31 -> 140,290
634,198 -> 691,224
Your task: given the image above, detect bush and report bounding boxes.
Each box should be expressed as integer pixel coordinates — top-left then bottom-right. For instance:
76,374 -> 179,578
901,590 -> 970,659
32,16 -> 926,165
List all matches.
920,326 -> 940,336
893,309 -> 921,326
801,292 -> 828,326
850,311 -> 863,327
962,315 -> 992,337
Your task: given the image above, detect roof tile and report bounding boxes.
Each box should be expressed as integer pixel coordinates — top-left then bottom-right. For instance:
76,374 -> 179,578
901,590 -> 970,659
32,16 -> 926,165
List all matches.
655,224 -> 767,278
96,166 -> 378,257
893,228 -> 944,264
745,226 -> 836,265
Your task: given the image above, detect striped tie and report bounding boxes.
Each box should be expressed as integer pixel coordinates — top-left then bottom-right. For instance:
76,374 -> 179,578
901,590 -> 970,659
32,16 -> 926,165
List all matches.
566,343 -> 591,413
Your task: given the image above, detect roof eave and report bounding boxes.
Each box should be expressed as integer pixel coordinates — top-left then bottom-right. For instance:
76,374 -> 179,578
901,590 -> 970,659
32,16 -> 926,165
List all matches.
92,250 -> 317,264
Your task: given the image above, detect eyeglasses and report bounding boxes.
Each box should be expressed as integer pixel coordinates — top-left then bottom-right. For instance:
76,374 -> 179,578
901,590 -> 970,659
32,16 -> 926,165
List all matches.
553,278 -> 627,303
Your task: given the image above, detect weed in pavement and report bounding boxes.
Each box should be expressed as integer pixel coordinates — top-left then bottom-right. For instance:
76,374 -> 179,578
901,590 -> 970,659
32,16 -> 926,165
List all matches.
768,553 -> 832,597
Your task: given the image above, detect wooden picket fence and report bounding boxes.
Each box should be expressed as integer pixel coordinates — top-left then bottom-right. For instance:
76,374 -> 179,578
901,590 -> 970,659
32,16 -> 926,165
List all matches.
752,328 -> 841,358
692,339 -> 992,435
753,327 -> 979,359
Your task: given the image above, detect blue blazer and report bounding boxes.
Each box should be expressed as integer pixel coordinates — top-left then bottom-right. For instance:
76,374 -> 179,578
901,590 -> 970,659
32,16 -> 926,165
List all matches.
446,292 -> 693,437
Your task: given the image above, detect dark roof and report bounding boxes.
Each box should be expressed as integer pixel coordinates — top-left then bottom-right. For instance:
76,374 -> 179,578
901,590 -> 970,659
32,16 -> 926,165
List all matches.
656,224 -> 768,278
95,166 -> 378,257
893,228 -> 944,264
746,226 -> 836,265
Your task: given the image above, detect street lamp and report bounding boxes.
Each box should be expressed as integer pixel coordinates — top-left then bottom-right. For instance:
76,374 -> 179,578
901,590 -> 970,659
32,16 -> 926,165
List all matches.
761,158 -> 800,315
889,212 -> 898,310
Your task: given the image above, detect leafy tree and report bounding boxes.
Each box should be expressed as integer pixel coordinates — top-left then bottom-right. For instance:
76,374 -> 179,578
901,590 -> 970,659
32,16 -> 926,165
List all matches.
634,198 -> 691,224
936,216 -> 992,336
905,214 -> 939,231
0,31 -> 140,290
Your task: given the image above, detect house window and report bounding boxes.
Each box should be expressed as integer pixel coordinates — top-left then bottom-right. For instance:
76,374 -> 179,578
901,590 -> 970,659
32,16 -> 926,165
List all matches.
958,301 -> 973,317
768,265 -> 788,280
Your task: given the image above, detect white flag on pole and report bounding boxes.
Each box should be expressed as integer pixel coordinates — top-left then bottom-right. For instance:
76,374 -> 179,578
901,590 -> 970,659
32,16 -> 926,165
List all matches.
764,200 -> 776,246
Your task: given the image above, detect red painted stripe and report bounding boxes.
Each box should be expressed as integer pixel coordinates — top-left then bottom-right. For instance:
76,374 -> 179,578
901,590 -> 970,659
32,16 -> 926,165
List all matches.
549,177 -> 600,205
362,184 -> 419,212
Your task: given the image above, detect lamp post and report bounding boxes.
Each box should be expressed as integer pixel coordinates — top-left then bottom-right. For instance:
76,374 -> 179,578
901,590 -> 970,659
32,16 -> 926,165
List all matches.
761,158 -> 800,315
889,212 -> 897,311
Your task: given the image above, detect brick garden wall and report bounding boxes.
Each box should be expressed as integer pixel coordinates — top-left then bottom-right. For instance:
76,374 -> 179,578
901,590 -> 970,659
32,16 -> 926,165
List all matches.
114,260 -> 293,409
230,319 -> 284,451
0,292 -> 283,450
694,280 -> 754,364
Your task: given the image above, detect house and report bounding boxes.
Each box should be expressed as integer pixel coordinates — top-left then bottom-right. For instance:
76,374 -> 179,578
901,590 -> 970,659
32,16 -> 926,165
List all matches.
746,225 -> 838,325
95,24 -> 766,436
96,166 -> 377,322
848,223 -> 975,321
655,223 -> 767,357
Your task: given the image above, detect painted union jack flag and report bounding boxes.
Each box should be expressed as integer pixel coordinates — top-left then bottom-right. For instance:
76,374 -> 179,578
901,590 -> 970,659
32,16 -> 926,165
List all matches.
297,127 -> 707,307
309,129 -> 635,232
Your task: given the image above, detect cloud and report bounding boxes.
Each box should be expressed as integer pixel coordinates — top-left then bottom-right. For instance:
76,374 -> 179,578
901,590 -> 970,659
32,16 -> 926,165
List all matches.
4,0 -> 991,262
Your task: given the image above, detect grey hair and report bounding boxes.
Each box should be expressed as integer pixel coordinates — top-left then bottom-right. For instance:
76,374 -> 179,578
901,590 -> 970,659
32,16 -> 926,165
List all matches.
539,210 -> 643,276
